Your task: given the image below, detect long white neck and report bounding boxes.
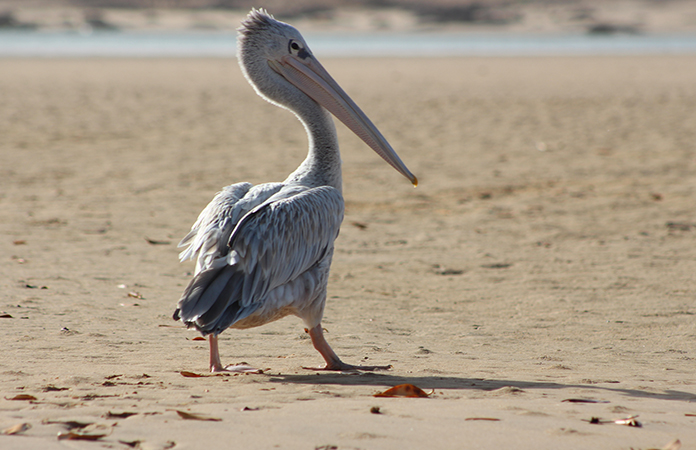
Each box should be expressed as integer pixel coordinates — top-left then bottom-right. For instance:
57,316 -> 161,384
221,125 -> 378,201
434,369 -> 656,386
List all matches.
284,101 -> 343,193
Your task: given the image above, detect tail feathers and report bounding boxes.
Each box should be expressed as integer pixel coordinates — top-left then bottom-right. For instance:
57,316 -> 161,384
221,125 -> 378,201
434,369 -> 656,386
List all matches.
196,270 -> 244,329
174,263 -> 259,335
177,263 -> 232,321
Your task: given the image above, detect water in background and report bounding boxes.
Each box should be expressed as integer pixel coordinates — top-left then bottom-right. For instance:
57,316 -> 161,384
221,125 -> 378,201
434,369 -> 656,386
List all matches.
2,30 -> 696,57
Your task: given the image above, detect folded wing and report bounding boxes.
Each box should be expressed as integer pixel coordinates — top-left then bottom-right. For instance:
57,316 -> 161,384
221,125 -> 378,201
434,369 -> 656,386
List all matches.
174,184 -> 344,335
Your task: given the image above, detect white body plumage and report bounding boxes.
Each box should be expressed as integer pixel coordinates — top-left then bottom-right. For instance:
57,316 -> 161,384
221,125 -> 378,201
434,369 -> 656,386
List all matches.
173,9 -> 416,372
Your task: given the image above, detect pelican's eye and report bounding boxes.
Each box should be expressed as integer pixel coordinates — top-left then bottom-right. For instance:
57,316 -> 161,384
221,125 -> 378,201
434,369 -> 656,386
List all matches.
288,40 -> 310,59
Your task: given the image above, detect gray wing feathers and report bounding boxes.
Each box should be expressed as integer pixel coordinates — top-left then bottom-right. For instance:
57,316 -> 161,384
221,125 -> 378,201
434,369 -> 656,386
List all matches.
178,182 -> 253,263
229,185 -> 344,307
178,182 -> 283,272
175,184 -> 344,335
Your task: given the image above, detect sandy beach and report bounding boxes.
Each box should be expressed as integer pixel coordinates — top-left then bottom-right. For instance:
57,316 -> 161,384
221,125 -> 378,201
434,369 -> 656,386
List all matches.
1,52 -> 695,448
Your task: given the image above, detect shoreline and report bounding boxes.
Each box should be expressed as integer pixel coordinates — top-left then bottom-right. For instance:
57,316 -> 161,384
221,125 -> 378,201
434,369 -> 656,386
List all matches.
2,30 -> 696,59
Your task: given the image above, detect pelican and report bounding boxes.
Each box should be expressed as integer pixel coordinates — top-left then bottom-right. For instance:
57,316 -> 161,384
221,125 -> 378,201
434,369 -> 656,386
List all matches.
173,9 -> 417,373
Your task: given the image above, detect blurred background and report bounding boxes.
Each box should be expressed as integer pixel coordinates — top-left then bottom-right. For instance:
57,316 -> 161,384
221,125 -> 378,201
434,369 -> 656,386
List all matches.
2,0 -> 696,57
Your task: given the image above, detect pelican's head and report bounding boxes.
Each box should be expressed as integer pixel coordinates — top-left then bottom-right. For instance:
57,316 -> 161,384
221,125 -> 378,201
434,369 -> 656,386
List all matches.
237,9 -> 417,186
237,10 -> 313,106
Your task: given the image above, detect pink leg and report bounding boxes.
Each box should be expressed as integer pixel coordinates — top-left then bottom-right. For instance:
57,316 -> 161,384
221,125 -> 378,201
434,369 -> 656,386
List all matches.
305,324 -> 392,371
208,335 -> 262,374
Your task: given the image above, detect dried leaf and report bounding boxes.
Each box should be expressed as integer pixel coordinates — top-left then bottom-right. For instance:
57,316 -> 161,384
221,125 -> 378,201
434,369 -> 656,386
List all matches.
3,422 -> 31,435
666,222 -> 692,231
127,292 -> 143,299
192,337 -> 206,341
42,385 -> 69,392
179,370 -> 233,377
13,240 -> 26,245
104,374 -> 123,380
374,384 -> 430,398
57,431 -> 108,441
370,406 -> 381,414
119,439 -> 142,448
145,237 -> 171,245
175,410 -> 222,421
79,393 -> 119,400
562,398 -> 608,403
104,411 -> 138,419
465,417 -> 501,421
42,419 -> 93,430
0,312 -> 13,318
5,394 -> 37,401
180,371 -> 206,378
481,263 -> 513,269
56,423 -> 111,440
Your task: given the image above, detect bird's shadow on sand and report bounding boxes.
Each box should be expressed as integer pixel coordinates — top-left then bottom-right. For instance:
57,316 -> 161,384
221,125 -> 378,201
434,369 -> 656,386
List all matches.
267,372 -> 696,402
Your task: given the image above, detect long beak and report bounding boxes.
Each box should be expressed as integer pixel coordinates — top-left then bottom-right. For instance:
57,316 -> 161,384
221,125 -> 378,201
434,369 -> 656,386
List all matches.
270,54 -> 417,187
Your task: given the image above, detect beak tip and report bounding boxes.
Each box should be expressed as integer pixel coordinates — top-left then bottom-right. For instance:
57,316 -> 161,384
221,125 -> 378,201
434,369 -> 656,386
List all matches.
411,175 -> 418,187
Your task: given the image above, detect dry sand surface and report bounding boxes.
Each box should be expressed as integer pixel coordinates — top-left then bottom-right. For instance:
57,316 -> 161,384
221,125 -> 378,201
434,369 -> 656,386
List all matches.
1,55 -> 695,449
